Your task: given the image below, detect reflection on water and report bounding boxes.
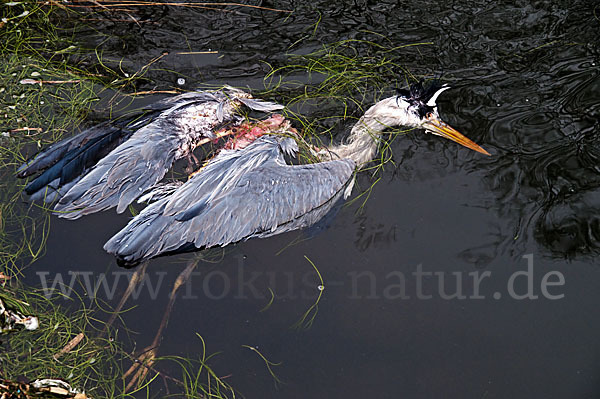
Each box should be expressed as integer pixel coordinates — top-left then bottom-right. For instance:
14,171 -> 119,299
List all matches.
479,51 -> 599,257
354,214 -> 398,252
536,184 -> 600,258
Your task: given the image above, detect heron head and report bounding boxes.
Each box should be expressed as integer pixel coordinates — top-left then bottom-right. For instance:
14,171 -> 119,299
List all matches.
393,81 -> 490,155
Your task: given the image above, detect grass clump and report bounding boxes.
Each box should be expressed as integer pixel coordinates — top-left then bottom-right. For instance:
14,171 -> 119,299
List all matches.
0,1 -> 118,276
1,283 -> 236,398
0,4 -> 118,394
1,289 -> 122,398
0,47 -> 106,275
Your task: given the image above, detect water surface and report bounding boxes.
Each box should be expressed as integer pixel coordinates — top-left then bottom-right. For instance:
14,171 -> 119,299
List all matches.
25,1 -> 600,398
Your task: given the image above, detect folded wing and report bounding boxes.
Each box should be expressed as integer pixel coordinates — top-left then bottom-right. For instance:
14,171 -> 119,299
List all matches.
104,135 -> 355,266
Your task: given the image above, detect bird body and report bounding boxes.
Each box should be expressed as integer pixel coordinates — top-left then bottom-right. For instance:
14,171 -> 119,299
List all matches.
18,83 -> 489,266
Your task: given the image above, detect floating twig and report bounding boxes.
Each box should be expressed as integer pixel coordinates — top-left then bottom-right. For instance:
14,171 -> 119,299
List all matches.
54,332 -> 85,360
20,79 -> 82,85
10,127 -> 43,133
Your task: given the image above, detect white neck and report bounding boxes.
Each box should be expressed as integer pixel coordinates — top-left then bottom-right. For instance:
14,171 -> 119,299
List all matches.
321,97 -> 415,166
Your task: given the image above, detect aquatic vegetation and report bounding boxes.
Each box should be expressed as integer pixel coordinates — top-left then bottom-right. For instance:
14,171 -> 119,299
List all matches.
242,345 -> 283,388
291,256 -> 324,330
0,5 -> 123,395
262,38 -> 435,208
0,284 -> 123,397
1,282 -> 238,398
1,1 -> 124,276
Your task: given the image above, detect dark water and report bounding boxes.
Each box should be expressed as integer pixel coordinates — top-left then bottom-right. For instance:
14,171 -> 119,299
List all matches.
25,1 -> 600,398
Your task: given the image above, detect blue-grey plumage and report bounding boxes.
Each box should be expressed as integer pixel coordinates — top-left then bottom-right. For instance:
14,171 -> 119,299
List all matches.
18,121 -> 133,197
104,82 -> 491,266
20,81 -> 489,266
19,87 -> 283,219
104,133 -> 355,266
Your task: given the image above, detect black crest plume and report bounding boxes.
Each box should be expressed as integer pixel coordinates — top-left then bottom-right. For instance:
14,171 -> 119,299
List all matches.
396,79 -> 444,119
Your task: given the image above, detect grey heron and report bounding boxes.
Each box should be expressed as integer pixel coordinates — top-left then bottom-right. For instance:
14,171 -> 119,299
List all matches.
18,82 -> 489,266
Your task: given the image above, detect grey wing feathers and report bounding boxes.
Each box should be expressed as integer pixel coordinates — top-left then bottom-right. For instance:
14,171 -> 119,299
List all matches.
18,122 -> 133,201
137,181 -> 184,203
147,89 -> 283,113
186,156 -> 355,244
17,128 -> 92,178
104,136 -> 355,264
50,88 -> 282,219
54,120 -> 179,219
16,91 -> 218,180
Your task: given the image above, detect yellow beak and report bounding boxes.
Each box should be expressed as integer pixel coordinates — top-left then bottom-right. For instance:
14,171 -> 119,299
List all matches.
423,117 -> 490,156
